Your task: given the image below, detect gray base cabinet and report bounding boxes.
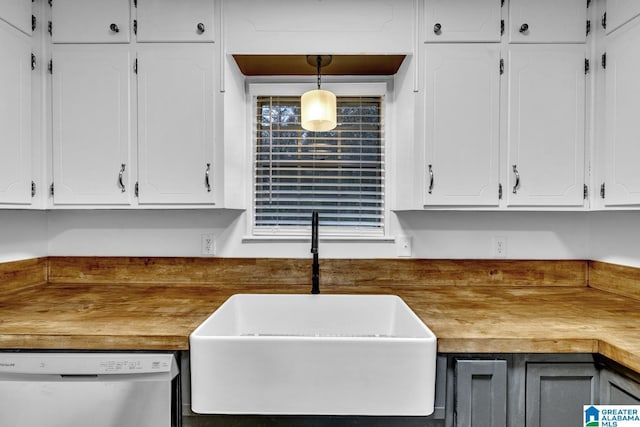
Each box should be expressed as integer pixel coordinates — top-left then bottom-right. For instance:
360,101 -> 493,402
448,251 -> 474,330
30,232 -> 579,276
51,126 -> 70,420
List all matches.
453,359 -> 507,427
600,366 -> 640,405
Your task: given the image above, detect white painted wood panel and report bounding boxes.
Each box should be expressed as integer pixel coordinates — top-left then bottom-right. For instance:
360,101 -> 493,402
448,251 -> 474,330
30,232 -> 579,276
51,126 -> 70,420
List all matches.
424,0 -> 502,43
52,45 -> 133,205
606,0 -> 640,34
604,19 -> 640,206
423,45 -> 500,206
136,0 -> 214,42
0,0 -> 32,35
506,46 -> 585,207
509,0 -> 587,43
137,44 -> 215,204
224,0 -> 413,54
51,0 -> 130,43
0,20 -> 30,204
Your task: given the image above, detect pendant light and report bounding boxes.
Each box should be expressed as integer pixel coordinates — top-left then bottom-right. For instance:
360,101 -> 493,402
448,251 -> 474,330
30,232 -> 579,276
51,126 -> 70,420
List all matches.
301,55 -> 337,132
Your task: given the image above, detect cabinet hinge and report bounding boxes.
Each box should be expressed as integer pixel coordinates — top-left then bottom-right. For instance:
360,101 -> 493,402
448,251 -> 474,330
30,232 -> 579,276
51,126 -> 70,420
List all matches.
498,183 -> 503,200
600,183 -> 605,199
585,59 -> 590,74
32,14 -> 36,32
48,0 -> 52,7
49,183 -> 54,197
133,19 -> 137,35
499,58 -> 504,75
134,0 -> 137,7
587,0 -> 591,8
48,59 -> 53,74
583,184 -> 588,200
602,12 -> 607,30
31,53 -> 36,71
134,58 -> 138,74
135,182 -> 139,197
48,21 -> 52,36
586,20 -> 591,36
501,19 -> 504,36
31,181 -> 36,198
501,0 -> 504,7
601,52 -> 607,69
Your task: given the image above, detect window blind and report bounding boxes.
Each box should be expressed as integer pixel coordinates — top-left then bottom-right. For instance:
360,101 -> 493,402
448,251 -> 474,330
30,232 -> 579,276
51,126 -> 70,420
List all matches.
254,95 -> 384,232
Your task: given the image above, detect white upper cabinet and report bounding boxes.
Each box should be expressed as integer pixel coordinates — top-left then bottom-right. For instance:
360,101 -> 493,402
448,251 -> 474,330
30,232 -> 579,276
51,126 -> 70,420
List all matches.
506,46 -> 585,207
0,0 -> 32,35
136,0 -> 214,42
603,18 -> 640,206
137,44 -> 215,204
51,0 -> 130,43
52,45 -> 133,205
423,45 -> 500,206
509,0 -> 587,43
0,19 -> 31,205
424,0 -> 502,43
605,0 -> 640,34
224,0 -> 414,54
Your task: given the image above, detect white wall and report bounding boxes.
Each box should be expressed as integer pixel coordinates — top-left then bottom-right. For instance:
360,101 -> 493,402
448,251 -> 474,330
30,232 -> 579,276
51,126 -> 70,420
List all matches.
0,210 -> 47,262
588,211 -> 640,267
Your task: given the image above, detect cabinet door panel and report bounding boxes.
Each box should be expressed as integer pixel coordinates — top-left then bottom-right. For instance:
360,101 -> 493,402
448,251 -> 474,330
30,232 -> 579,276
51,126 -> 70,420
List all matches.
51,0 -> 130,43
136,0 -> 215,42
52,45 -> 133,205
509,0 -> 587,43
0,0 -> 32,35
424,0 -> 501,42
424,45 -> 500,206
604,19 -> 640,206
455,359 -> 507,427
525,363 -> 597,427
600,369 -> 640,405
0,20 -> 30,204
507,46 -> 585,207
606,0 -> 640,34
137,44 -> 215,204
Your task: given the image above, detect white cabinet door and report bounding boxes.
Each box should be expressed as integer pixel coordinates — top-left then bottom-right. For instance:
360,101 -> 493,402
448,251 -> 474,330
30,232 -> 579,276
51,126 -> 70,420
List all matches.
424,0 -> 502,42
0,0 -> 32,35
0,20 -> 30,205
136,0 -> 215,42
52,45 -> 133,205
507,46 -> 585,207
137,44 -> 215,204
509,0 -> 587,43
603,19 -> 640,206
606,0 -> 640,34
51,0 -> 130,43
424,45 -> 500,206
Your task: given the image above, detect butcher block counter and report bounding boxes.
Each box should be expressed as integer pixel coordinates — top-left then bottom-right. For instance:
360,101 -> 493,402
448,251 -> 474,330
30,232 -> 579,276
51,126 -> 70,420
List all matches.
0,257 -> 639,373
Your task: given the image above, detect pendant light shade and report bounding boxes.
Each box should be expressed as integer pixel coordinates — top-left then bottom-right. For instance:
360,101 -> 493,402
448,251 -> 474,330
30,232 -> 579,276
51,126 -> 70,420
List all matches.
301,89 -> 336,132
301,55 -> 337,132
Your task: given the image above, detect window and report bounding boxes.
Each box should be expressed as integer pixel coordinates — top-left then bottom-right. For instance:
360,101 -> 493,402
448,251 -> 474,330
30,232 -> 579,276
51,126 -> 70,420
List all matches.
252,84 -> 386,237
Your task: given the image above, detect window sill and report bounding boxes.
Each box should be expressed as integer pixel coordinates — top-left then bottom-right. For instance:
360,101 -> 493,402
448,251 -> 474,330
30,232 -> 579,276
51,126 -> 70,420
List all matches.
242,235 -> 396,244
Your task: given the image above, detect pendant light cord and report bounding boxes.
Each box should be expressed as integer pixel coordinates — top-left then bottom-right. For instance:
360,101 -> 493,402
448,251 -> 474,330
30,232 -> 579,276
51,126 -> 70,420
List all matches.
316,55 -> 321,90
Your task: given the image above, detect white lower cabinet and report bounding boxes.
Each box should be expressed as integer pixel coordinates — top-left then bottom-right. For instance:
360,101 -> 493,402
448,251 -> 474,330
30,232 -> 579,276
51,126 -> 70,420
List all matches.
423,45 -> 500,207
0,19 -> 31,205
137,44 -> 215,205
506,45 -> 586,207
52,45 -> 134,205
602,17 -> 640,206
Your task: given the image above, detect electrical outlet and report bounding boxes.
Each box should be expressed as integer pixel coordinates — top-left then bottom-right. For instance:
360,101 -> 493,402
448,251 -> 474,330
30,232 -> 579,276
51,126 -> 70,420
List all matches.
493,236 -> 507,258
397,235 -> 412,257
201,234 -> 216,256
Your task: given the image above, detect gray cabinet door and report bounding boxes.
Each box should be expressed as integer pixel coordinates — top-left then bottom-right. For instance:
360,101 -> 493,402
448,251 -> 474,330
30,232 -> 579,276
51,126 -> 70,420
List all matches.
454,359 -> 507,427
525,363 -> 598,427
600,368 -> 640,405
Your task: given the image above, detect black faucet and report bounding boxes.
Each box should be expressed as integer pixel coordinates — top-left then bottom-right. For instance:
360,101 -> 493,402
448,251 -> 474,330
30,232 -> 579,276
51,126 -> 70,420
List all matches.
311,210 -> 320,294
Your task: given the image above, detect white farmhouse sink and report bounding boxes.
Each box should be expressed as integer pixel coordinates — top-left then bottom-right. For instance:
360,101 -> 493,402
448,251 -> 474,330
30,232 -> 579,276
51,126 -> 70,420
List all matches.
189,294 -> 437,416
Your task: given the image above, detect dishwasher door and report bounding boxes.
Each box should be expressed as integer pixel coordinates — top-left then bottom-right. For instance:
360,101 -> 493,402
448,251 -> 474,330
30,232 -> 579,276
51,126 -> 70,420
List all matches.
0,352 -> 179,427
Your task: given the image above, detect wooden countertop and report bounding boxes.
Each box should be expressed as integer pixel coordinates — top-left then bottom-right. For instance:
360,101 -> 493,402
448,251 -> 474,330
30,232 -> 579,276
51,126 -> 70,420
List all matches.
0,281 -> 638,373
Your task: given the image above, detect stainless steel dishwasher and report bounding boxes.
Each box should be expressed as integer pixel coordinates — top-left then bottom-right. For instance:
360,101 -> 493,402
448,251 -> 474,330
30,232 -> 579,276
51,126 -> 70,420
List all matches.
0,351 -> 180,427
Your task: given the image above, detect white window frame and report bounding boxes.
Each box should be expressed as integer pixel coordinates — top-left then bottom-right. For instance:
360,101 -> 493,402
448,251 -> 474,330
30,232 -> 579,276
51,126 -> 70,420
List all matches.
247,81 -> 390,240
